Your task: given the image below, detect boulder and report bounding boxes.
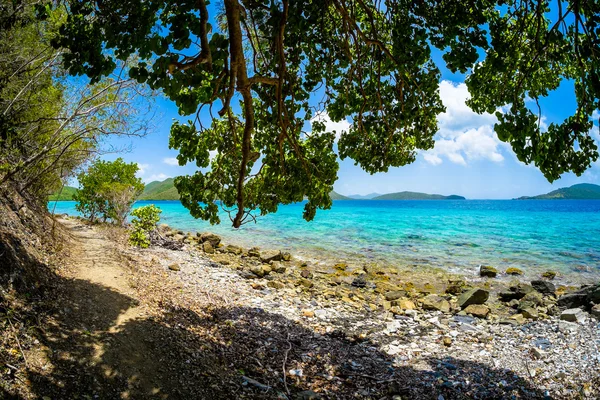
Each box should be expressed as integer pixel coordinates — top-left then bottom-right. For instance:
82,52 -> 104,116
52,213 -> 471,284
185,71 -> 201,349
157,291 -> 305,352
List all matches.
445,279 -> 467,295
281,252 -> 292,261
247,247 -> 261,258
333,262 -> 348,271
531,280 -> 556,295
542,271 -> 557,280
298,279 -> 314,288
260,250 -> 282,263
498,284 -> 533,301
556,284 -> 600,309
267,281 -> 285,289
300,269 -> 313,279
521,307 -> 539,320
505,267 -> 523,275
464,304 -> 490,318
250,265 -> 266,278
199,232 -> 221,247
158,223 -> 170,233
560,308 -> 586,323
591,304 -> 600,319
458,288 -> 490,308
270,261 -> 287,273
168,263 -> 180,271
351,275 -> 367,288
479,265 -> 497,277
421,295 -> 450,313
384,290 -> 407,301
225,245 -> 243,255
557,293 -> 587,309
519,291 -> 544,310
393,298 -> 416,310
202,241 -> 215,254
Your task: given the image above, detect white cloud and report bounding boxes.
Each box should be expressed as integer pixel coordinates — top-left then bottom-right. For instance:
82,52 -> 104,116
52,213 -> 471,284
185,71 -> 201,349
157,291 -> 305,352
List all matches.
144,173 -> 171,183
311,111 -> 351,140
137,163 -> 150,174
422,80 -> 505,166
163,157 -> 179,166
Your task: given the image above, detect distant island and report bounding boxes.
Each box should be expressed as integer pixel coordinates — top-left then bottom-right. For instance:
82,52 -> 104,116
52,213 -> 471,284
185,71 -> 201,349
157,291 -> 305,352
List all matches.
49,179 -> 352,201
348,193 -> 382,200
372,191 -> 465,200
517,183 -> 600,200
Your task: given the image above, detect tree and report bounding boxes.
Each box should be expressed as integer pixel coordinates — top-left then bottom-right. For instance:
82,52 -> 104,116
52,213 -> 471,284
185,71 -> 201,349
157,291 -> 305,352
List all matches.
49,0 -> 600,227
74,158 -> 144,223
0,0 -> 152,202
129,204 -> 162,248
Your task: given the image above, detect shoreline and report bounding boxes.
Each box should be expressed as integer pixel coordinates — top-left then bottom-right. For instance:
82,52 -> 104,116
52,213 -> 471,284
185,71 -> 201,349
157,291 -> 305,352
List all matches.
126,219 -> 600,398
50,201 -> 600,286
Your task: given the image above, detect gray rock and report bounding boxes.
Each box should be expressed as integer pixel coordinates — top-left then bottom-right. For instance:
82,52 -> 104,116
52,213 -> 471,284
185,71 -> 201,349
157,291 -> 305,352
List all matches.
458,288 -> 489,308
225,244 -> 243,255
531,280 -> 556,295
199,232 -> 221,246
260,250 -> 282,263
518,291 -> 543,310
385,290 -> 407,301
202,241 -> 214,254
421,294 -> 450,313
479,265 -> 497,277
591,304 -> 600,319
270,261 -> 287,273
300,269 -> 313,279
557,293 -> 588,309
250,265 -> 266,277
560,308 -> 586,323
351,274 -> 367,288
498,283 -> 534,301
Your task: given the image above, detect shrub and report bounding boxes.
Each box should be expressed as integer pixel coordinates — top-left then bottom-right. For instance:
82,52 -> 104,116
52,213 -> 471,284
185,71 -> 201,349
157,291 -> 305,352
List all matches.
129,205 -> 162,248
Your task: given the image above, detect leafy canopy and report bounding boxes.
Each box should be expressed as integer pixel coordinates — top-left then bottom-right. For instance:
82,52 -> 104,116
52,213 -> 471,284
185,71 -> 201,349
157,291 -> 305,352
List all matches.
74,158 -> 144,223
50,0 -> 600,226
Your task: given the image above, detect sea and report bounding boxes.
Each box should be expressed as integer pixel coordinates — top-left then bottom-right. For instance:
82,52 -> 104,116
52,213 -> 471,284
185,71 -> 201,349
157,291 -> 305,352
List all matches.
49,199 -> 600,283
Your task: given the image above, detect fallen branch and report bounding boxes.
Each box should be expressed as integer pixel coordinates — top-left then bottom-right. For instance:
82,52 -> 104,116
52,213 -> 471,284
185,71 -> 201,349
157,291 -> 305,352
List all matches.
283,331 -> 292,395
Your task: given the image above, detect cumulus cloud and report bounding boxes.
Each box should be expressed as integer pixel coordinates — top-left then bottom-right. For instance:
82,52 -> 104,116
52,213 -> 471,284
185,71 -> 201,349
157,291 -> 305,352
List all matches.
144,173 -> 171,183
137,163 -> 150,174
163,157 -> 179,166
311,111 -> 351,140
422,81 -> 505,166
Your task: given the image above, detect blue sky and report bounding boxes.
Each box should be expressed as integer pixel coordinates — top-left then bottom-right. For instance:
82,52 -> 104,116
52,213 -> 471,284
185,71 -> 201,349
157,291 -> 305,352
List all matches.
102,52 -> 600,200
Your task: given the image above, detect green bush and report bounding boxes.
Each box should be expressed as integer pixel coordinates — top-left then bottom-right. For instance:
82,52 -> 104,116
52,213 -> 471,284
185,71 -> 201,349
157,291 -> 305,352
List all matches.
129,205 -> 162,248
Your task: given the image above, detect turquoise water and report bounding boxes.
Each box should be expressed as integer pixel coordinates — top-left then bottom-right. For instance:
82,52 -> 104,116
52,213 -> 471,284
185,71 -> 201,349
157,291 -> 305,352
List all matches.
49,200 -> 600,282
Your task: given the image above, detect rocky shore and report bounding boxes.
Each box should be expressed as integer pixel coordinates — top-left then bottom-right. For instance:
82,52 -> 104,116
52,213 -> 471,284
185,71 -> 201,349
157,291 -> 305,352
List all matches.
115,222 -> 600,398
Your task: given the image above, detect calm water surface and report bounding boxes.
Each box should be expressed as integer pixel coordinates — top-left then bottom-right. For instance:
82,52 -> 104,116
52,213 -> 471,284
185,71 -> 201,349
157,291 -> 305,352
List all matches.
49,200 -> 600,282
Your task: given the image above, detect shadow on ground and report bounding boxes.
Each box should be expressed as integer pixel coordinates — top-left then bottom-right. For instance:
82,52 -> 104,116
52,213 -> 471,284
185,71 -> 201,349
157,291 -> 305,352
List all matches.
2,274 -> 550,400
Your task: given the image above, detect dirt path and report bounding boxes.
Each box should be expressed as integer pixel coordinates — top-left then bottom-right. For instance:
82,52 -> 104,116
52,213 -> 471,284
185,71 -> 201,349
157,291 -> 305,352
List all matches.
35,219 -> 169,399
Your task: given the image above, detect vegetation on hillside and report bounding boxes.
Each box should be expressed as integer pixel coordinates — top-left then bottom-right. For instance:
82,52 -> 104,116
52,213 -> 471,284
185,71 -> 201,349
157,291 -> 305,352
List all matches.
517,183 -> 600,200
48,186 -> 77,201
138,178 -> 180,200
373,192 -> 466,200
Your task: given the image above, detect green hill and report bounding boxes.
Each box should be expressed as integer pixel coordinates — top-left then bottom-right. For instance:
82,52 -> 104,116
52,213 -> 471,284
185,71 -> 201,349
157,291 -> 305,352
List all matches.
330,191 -> 351,200
372,191 -> 465,200
138,178 -> 180,200
48,186 -> 78,201
517,183 -> 600,200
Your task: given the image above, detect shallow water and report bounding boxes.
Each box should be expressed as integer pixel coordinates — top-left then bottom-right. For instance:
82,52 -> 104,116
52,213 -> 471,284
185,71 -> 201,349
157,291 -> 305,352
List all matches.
49,199 -> 600,282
